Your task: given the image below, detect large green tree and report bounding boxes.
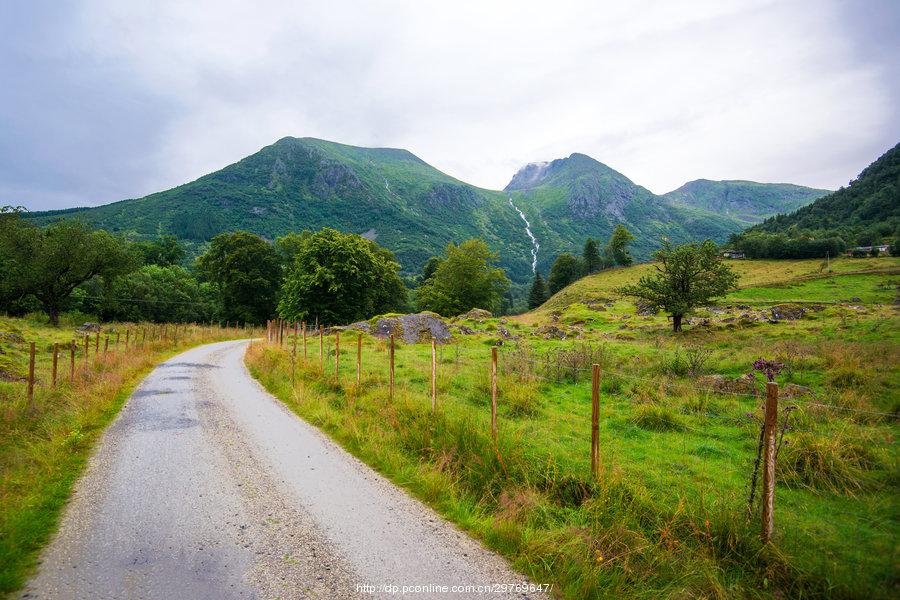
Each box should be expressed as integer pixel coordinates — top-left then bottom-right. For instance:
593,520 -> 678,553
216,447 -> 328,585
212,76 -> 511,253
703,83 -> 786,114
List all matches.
278,228 -> 407,325
528,272 -> 549,309
197,231 -> 281,324
582,238 -> 602,274
134,235 -> 186,267
548,253 -> 583,295
618,240 -> 737,332
416,239 -> 510,316
0,217 -> 136,326
105,265 -> 219,323
605,224 -> 635,266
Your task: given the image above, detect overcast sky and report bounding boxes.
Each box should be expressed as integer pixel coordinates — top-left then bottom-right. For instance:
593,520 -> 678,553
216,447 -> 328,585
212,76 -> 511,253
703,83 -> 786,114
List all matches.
2,0 -> 898,211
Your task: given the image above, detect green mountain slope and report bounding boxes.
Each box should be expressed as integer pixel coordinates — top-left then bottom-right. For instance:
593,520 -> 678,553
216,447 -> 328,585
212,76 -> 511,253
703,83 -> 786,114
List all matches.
28,137 -> 536,281
505,153 -> 748,273
662,179 -> 829,225
26,137 -> 833,284
747,142 -> 900,241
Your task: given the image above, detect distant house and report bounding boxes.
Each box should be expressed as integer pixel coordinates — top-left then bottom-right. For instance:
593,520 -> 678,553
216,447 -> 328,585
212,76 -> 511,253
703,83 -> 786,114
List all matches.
848,245 -> 889,256
721,249 -> 745,259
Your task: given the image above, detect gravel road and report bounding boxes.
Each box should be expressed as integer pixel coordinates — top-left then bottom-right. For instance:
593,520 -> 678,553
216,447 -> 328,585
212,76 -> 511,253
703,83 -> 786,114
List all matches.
23,340 -> 547,600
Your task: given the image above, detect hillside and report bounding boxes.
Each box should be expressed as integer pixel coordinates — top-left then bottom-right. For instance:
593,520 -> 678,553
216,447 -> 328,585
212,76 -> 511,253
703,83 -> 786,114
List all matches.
662,179 -> 828,225
27,138 -> 830,284
522,255 -> 900,321
27,137 -> 537,282
747,142 -> 900,242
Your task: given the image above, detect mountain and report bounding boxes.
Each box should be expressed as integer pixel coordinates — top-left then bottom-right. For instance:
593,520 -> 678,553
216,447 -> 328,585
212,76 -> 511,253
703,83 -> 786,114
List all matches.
26,137 -> 830,285
503,153 -> 748,272
662,180 -> 829,226
747,142 -> 900,242
28,137 -> 536,282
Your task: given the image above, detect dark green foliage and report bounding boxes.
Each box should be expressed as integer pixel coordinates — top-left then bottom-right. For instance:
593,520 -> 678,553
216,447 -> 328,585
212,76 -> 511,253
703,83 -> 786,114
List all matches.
548,253 -> 583,295
618,240 -> 738,332
421,256 -> 443,282
528,272 -> 548,309
735,143 -> 900,254
104,265 -> 219,323
196,231 -> 281,325
277,228 -> 407,325
133,235 -> 186,267
416,239 -> 510,316
605,224 -> 635,266
582,238 -> 602,274
730,232 -> 846,259
0,215 -> 136,326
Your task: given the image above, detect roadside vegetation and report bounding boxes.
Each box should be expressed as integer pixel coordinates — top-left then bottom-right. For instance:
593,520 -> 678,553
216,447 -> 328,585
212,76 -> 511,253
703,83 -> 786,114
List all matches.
247,256 -> 898,599
0,314 -> 247,594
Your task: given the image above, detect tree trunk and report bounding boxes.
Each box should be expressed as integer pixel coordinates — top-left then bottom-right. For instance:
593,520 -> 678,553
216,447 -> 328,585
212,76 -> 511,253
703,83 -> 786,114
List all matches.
48,304 -> 60,328
672,314 -> 683,332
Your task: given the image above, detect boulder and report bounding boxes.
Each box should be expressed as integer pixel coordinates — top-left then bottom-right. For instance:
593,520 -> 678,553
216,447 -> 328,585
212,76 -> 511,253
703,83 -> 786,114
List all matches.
372,312 -> 452,344
460,308 -> 492,320
697,374 -> 759,396
536,324 -> 567,340
347,321 -> 371,333
770,304 -> 806,321
77,323 -> 102,333
635,301 -> 659,316
0,331 -> 25,344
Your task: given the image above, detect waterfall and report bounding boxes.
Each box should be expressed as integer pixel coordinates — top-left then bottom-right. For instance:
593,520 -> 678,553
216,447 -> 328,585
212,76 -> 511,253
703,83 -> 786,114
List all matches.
508,197 -> 539,274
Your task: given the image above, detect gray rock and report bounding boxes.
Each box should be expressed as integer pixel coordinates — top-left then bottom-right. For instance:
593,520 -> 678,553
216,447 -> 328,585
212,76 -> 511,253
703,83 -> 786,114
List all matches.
372,313 -> 452,344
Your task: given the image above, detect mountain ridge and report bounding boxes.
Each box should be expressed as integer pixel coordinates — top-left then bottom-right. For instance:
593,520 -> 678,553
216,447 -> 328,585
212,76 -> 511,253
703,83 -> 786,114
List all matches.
25,137 -> 829,283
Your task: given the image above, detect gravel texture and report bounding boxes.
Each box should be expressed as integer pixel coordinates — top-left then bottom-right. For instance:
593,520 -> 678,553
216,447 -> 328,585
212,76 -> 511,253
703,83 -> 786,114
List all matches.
23,340 -> 546,599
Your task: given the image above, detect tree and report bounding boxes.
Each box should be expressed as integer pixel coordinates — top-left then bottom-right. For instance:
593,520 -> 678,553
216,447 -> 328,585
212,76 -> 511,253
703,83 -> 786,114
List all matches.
605,224 -> 635,266
582,238 -> 602,274
618,240 -> 738,332
2,219 -> 137,326
421,256 -> 443,283
548,253 -> 583,295
105,265 -> 219,323
277,228 -> 407,325
416,239 -> 510,316
528,272 -> 549,309
196,231 -> 281,324
134,235 -> 186,267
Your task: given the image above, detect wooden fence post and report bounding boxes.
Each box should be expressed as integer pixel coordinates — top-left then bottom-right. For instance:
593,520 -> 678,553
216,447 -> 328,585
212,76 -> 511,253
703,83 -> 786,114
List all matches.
125,329 -> 130,349
491,346 -> 498,439
302,322 -> 307,361
116,331 -> 120,348
591,363 -> 601,479
94,330 -> 100,353
431,339 -> 437,413
356,333 -> 362,387
27,342 -> 36,408
319,326 -> 324,370
389,334 -> 395,401
291,323 -> 297,387
69,341 -> 75,383
83,335 -> 89,367
51,343 -> 59,387
761,382 -> 779,543
334,331 -> 340,383
104,336 -> 109,355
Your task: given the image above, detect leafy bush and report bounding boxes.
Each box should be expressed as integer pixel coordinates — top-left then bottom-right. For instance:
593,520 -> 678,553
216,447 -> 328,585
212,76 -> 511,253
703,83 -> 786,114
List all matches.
631,404 -> 684,432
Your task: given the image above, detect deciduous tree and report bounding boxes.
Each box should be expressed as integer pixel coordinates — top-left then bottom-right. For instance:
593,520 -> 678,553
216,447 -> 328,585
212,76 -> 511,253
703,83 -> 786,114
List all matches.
416,239 -> 509,316
618,240 -> 737,332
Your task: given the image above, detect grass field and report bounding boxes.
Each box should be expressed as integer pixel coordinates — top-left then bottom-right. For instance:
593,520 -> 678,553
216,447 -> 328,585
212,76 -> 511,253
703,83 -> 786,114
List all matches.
248,256 -> 899,599
0,315 -> 249,595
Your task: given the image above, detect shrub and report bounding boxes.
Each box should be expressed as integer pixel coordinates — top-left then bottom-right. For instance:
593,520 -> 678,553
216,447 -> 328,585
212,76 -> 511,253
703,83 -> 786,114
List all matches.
632,404 -> 684,432
776,432 -> 883,494
659,346 -> 712,377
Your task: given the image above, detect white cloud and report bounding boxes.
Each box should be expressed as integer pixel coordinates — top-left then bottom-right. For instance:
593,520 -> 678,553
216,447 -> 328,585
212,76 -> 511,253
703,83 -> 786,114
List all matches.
2,0 -> 898,209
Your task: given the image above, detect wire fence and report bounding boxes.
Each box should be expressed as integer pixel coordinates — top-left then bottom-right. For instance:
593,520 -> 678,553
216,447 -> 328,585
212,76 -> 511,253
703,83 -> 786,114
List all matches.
260,319 -> 899,576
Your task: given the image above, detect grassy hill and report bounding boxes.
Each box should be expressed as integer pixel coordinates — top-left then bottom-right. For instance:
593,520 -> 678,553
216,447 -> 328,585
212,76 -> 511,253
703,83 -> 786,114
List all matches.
528,255 -> 899,320
662,179 -> 829,226
25,138 -> 830,285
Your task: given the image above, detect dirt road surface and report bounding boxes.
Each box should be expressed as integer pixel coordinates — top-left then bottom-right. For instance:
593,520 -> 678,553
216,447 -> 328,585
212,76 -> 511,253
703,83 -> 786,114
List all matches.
22,340 -> 546,600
